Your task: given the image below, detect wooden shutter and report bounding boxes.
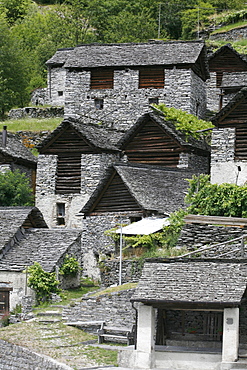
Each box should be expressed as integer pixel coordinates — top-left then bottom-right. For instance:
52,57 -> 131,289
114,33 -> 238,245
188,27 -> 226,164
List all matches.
0,291 -> 9,313
235,126 -> 247,159
139,67 -> 164,88
55,155 -> 81,194
90,68 -> 114,89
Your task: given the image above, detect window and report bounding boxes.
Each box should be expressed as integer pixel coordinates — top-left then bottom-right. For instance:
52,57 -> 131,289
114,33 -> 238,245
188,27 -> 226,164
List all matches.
139,67 -> 164,89
94,98 -> 104,110
58,91 -> 63,96
57,203 -> 65,225
90,68 -> 114,89
149,97 -> 159,105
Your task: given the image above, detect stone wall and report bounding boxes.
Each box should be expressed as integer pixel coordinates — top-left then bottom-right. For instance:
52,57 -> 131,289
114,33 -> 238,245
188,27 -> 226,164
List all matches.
64,68 -> 206,131
210,127 -> 247,185
210,26 -> 247,41
0,339 -> 73,370
31,88 -> 48,106
48,67 -> 66,106
177,223 -> 247,257
63,288 -> 136,328
99,259 -> 143,287
8,107 -> 64,120
81,213 -> 133,280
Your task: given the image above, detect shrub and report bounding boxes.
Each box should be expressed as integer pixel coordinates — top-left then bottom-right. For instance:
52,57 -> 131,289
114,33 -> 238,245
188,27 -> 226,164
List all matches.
27,262 -> 61,305
59,255 -> 80,277
0,169 -> 34,206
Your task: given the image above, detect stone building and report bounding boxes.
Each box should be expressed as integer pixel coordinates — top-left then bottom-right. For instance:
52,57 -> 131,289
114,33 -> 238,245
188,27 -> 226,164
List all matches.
46,40 -> 209,130
0,127 -> 37,191
118,258 -> 247,369
207,44 -> 247,112
36,117 -> 121,228
0,207 -> 81,310
210,87 -> 247,185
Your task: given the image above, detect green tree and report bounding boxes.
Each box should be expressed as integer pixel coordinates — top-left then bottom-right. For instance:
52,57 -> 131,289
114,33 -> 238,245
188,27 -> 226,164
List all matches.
0,170 -> 34,206
0,0 -> 33,25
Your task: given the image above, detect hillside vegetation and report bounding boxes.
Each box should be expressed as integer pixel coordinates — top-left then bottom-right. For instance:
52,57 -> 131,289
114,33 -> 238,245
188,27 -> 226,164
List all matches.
0,0 -> 247,116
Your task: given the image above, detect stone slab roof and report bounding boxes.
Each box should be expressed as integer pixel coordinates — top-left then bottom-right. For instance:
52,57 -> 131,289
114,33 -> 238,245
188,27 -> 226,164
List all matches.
46,47 -> 74,66
0,207 -> 47,255
81,163 -> 195,215
118,111 -> 211,155
0,229 -> 81,272
37,117 -> 121,153
131,259 -> 247,307
63,41 -> 207,70
0,131 -> 37,167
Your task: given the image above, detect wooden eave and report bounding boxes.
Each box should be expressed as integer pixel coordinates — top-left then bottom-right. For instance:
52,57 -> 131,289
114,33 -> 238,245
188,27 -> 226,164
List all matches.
85,170 -> 144,216
39,123 -> 101,155
130,298 -> 239,310
0,153 -> 36,169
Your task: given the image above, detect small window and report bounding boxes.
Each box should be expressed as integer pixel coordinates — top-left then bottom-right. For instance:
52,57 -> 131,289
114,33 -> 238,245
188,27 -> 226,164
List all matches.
57,203 -> 65,225
95,98 -> 104,110
58,91 -> 63,96
149,97 -> 159,105
130,216 -> 142,223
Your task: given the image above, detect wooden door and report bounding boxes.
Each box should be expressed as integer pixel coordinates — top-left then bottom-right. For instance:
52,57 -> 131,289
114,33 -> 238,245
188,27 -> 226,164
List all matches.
0,291 -> 9,314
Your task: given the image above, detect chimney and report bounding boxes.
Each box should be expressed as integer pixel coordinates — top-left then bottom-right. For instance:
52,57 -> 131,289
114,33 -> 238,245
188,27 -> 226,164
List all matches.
2,126 -> 7,147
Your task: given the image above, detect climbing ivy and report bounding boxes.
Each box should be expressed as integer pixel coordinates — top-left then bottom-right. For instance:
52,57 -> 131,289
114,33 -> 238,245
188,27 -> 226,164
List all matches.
185,174 -> 247,217
27,262 -> 61,304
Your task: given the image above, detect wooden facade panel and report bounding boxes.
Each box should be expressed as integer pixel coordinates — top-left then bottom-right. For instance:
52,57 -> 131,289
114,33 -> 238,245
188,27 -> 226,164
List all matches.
91,68 -> 114,89
43,127 -> 97,154
139,67 -> 164,88
209,51 -> 247,73
55,155 -> 81,194
235,125 -> 247,159
93,174 -> 142,213
125,120 -> 181,166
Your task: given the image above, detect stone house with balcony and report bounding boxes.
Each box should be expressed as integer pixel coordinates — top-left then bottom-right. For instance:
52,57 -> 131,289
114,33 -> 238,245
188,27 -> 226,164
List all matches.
46,40 -> 209,131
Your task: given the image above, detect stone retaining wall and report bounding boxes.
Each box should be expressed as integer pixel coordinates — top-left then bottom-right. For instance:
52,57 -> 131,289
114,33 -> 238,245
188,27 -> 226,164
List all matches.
63,288 -> 136,328
8,106 -> 64,119
210,26 -> 247,41
99,259 -> 143,287
0,339 -> 73,370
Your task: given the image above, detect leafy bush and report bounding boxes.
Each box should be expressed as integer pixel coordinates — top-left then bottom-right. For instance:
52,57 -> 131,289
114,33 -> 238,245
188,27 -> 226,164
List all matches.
0,170 -> 34,206
27,262 -> 61,304
185,174 -> 247,217
59,255 -> 80,277
216,8 -> 247,26
153,104 -> 213,139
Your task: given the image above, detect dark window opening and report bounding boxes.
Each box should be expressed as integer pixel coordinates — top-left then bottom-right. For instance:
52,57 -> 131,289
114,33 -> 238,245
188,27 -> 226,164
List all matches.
57,203 -> 65,225
216,72 -> 223,87
91,68 -> 114,89
94,98 -> 104,110
139,67 -> 164,89
149,97 -> 159,105
58,91 -> 63,96
130,216 -> 142,223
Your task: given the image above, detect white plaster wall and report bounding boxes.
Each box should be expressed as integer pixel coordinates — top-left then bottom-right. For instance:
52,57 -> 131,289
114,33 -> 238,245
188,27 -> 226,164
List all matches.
210,127 -> 247,185
0,271 -> 34,311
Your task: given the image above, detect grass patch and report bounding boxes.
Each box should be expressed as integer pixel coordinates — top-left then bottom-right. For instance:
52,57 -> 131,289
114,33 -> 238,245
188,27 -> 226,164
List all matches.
91,283 -> 137,297
211,20 -> 247,34
0,117 -> 62,132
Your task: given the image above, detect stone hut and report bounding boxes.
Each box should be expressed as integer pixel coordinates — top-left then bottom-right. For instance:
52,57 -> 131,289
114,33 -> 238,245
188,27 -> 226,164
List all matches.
0,127 -> 37,191
119,258 -> 247,369
35,117 -> 121,228
80,163 -> 200,279
118,111 -> 210,172
207,44 -> 247,112
210,87 -> 247,185
0,207 -> 81,310
46,40 -> 209,130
